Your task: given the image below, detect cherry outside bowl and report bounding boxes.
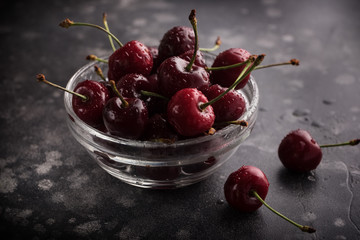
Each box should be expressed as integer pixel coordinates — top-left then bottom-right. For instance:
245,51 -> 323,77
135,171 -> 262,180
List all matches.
64,56 -> 259,189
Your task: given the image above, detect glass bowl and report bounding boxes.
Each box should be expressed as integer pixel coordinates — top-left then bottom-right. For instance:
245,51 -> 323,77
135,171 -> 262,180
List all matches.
64,58 -> 259,189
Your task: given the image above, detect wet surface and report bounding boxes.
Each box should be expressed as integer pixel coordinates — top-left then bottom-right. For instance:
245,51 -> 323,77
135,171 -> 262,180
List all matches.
1,0 -> 360,239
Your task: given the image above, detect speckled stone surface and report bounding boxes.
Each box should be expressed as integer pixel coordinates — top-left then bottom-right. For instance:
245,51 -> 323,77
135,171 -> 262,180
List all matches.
1,0 -> 360,239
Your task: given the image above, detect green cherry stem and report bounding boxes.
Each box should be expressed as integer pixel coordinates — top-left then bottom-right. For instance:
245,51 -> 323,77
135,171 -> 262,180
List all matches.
103,13 -> 116,52
185,9 -> 199,72
140,90 -> 169,101
36,74 -> 88,101
59,18 -> 123,48
199,36 -> 221,52
109,80 -> 129,108
205,60 -> 248,72
255,59 -> 300,70
199,54 -> 265,111
251,190 -> 316,233
320,139 -> 360,148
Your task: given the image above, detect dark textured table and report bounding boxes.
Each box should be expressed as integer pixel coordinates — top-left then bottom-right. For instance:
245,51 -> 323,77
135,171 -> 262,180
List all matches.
1,0 -> 360,239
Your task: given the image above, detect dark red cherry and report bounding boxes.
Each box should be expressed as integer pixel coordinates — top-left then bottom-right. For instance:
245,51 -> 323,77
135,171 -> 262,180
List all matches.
211,48 -> 251,89
158,11 -> 210,97
103,97 -> 148,139
36,74 -> 110,129
116,73 -> 157,99
107,40 -> 153,82
157,26 -> 195,64
167,88 -> 215,137
72,80 -> 111,128
224,165 -> 316,233
224,165 -> 269,212
158,56 -> 210,97
178,49 -> 207,68
204,84 -> 246,122
278,129 -> 322,172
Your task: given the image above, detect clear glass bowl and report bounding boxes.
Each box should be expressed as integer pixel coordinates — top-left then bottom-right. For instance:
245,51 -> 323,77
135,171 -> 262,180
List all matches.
64,58 -> 259,189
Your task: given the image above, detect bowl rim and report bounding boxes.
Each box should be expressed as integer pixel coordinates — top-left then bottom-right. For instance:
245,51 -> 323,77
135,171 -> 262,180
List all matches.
64,60 -> 259,148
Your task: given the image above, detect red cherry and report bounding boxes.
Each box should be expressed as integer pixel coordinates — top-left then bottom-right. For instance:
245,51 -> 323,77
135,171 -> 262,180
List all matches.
108,40 -> 153,82
204,84 -> 246,122
210,48 -> 251,89
116,73 -> 157,99
72,80 -> 111,128
224,165 -> 316,233
278,129 -> 322,172
167,88 -> 215,137
36,74 -> 110,129
157,10 -> 210,98
224,165 -> 269,212
157,56 -> 210,97
103,97 -> 148,139
102,81 -> 148,139
157,25 -> 195,64
278,129 -> 359,172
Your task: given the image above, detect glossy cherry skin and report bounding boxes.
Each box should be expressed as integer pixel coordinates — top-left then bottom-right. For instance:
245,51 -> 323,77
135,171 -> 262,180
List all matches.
107,40 -> 153,82
72,80 -> 110,128
116,73 -> 157,99
278,129 -> 323,172
157,26 -> 195,64
102,97 -> 148,139
167,88 -> 215,137
210,48 -> 251,89
178,50 -> 207,68
158,56 -> 210,97
224,165 -> 269,212
204,84 -> 246,122
116,73 -> 166,115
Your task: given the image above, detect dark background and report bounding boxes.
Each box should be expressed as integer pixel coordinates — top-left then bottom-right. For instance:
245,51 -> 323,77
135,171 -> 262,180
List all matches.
1,0 -> 359,239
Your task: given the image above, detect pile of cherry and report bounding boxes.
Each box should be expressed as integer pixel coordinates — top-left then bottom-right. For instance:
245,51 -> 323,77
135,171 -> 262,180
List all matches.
37,9 -> 359,234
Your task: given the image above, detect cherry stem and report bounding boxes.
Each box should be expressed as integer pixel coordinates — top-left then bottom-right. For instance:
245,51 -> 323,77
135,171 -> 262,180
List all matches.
254,59 -> 300,70
251,190 -> 316,233
320,139 -> 360,148
109,80 -> 129,108
86,54 -> 108,63
185,9 -> 198,72
205,60 -> 248,72
94,65 -> 106,81
36,74 -> 88,101
59,18 -> 123,48
103,13 -> 116,52
199,36 -> 221,52
140,90 -> 169,101
199,54 -> 265,111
